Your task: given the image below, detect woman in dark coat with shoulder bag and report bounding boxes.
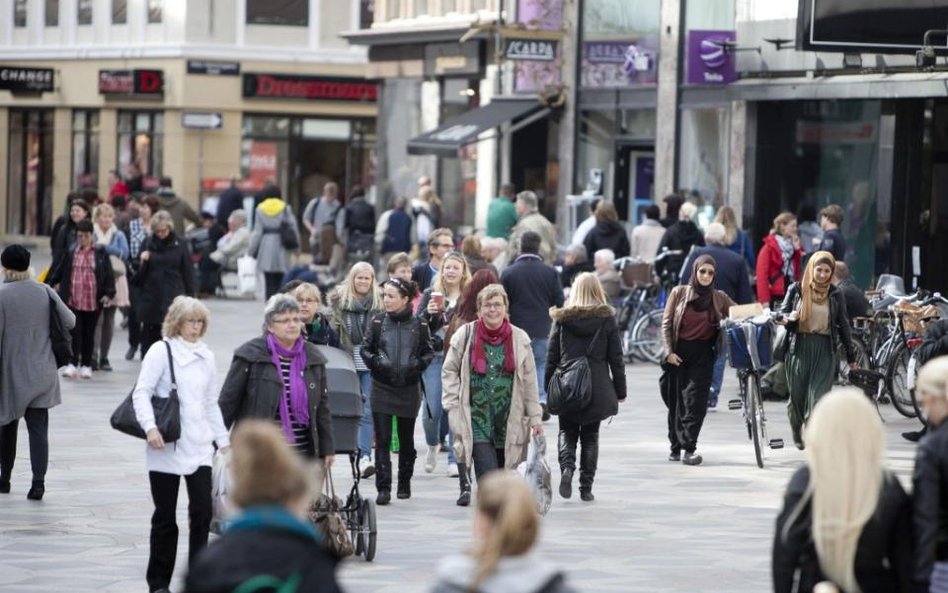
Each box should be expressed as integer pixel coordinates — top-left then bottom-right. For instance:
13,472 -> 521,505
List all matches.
546,272 -> 626,502
361,277 -> 434,506
660,255 -> 735,466
777,251 -> 855,450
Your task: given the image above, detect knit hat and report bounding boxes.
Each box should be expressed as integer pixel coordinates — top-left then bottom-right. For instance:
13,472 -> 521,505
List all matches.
1,244 -> 31,272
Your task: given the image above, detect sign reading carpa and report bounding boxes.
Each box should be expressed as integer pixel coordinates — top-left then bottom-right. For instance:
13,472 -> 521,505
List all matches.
504,38 -> 558,62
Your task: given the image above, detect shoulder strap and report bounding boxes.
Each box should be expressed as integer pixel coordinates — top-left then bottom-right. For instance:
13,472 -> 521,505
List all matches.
585,322 -> 605,356
163,340 -> 177,389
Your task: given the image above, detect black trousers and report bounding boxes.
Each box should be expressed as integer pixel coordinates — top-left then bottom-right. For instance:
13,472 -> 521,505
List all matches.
197,256 -> 221,294
141,323 -> 163,357
70,309 -> 100,367
0,408 -> 49,484
660,338 -> 715,454
471,443 -> 506,482
146,466 -> 212,592
372,412 -> 416,492
557,418 -> 600,470
264,272 -> 283,300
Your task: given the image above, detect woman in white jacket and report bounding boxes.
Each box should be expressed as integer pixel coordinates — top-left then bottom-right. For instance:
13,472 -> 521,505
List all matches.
133,296 -> 229,593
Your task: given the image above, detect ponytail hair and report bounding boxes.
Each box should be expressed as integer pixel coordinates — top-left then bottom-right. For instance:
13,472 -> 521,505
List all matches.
384,277 -> 418,300
470,471 -> 539,592
230,420 -> 313,510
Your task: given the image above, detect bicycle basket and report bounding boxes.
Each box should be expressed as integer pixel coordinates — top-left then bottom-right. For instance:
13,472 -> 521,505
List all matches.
894,301 -> 940,335
724,320 -> 773,371
621,262 -> 653,287
848,368 -> 884,399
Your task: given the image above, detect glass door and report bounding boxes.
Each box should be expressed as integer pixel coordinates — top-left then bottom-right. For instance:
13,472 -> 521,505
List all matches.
7,109 -> 54,235
614,143 -> 655,224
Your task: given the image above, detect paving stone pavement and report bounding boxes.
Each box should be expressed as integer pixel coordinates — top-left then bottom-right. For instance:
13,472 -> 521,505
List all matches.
0,289 -> 923,593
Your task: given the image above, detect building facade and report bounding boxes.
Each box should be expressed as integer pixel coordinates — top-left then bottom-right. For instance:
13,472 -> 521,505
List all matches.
0,0 -> 375,238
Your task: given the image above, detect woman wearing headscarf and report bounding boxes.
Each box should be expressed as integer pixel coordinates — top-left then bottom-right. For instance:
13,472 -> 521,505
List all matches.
777,251 -> 855,450
756,212 -> 804,307
660,255 -> 735,466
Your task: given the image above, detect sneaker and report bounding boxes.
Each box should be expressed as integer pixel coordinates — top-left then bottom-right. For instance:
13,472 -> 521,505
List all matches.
668,451 -> 681,462
360,458 -> 375,479
90,359 -> 99,371
682,451 -> 703,466
99,358 -> 113,372
376,491 -> 391,506
424,446 -> 438,473
446,462 -> 459,477
125,346 -> 137,361
79,366 -> 93,379
902,429 -> 926,443
61,364 -> 78,379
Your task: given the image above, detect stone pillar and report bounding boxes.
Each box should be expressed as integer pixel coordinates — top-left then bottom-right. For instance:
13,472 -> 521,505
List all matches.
555,0 -> 580,243
475,65 -> 499,231
0,108 -> 8,233
654,0 -> 682,203
728,100 -> 747,220
51,108 -> 72,219
98,109 -> 118,200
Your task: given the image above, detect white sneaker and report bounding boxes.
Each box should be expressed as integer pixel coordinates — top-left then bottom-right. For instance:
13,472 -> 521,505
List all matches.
425,446 -> 438,473
360,458 -> 375,479
447,462 -> 459,477
61,364 -> 78,379
79,366 -> 93,379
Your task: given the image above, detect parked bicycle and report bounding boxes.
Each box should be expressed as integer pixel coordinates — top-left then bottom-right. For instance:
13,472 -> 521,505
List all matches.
613,250 -> 682,364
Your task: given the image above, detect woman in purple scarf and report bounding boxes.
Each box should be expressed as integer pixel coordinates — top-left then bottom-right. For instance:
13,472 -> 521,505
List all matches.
219,294 -> 335,468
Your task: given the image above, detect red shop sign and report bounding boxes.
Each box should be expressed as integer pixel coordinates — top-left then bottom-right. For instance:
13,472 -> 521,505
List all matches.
99,69 -> 164,96
242,73 -> 377,102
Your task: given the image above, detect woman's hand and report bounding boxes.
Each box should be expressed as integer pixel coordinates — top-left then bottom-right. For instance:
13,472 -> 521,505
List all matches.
666,353 -> 683,366
323,455 -> 335,468
140,251 -> 150,262
786,311 -> 800,322
426,299 -> 443,315
532,424 -> 544,436
146,428 -> 165,449
791,234 -> 802,250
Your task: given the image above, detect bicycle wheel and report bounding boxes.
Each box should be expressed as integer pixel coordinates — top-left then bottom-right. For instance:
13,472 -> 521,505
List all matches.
886,343 -> 919,418
631,308 -> 664,364
749,375 -> 765,469
360,498 -> 377,562
738,371 -> 752,441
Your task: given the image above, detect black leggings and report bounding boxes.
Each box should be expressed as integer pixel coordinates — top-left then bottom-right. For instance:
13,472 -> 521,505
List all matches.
71,309 -> 100,367
146,467 -> 212,592
372,412 -> 416,492
264,272 -> 283,300
0,408 -> 49,484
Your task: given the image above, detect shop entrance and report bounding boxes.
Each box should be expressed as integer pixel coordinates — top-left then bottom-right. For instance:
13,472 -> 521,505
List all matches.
614,142 -> 655,223
6,108 -> 54,235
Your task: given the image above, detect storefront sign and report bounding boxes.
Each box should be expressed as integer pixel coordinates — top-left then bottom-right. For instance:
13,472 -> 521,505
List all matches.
505,38 -> 558,62
202,178 -> 264,192
423,42 -> 483,77
242,73 -> 377,102
687,30 -> 736,85
0,66 -> 54,93
247,141 -> 278,184
98,69 -> 164,96
187,60 -> 240,76
182,111 -> 223,129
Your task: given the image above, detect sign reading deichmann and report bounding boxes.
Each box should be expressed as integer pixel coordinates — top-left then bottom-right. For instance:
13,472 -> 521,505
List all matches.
0,66 -> 54,93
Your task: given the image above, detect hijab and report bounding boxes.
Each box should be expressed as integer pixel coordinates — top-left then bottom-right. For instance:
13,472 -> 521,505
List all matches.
689,254 -> 716,312
800,251 -> 836,324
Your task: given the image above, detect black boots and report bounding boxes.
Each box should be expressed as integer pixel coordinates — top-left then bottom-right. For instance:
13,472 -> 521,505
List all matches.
456,463 -> 471,506
26,481 -> 44,501
558,430 -> 577,499
375,456 -> 392,505
578,431 -> 599,502
396,449 -> 416,500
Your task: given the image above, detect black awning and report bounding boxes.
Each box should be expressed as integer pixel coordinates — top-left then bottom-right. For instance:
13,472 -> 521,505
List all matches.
407,99 -> 547,157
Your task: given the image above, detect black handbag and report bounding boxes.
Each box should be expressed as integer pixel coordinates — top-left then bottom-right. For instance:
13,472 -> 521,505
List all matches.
280,207 -> 300,251
47,292 -> 73,368
547,324 -> 603,415
110,341 -> 181,442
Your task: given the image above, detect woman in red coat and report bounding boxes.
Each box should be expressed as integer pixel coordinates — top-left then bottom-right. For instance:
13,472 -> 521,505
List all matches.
756,212 -> 804,308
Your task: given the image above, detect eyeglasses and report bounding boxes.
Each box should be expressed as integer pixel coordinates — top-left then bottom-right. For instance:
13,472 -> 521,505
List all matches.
697,269 -> 715,276
481,302 -> 506,310
296,298 -> 320,305
184,319 -> 205,326
434,243 -> 453,249
271,317 -> 301,325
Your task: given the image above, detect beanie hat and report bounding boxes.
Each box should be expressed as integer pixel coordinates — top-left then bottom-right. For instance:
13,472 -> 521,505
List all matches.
1,244 -> 31,272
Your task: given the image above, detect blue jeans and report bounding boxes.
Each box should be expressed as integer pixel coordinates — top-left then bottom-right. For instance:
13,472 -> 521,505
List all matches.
421,355 -> 456,464
531,337 -> 549,404
710,347 -> 727,406
358,371 -> 373,459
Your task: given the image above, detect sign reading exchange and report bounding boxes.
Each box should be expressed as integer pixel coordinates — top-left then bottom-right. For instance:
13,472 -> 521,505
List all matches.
0,66 -> 54,93
242,73 -> 378,102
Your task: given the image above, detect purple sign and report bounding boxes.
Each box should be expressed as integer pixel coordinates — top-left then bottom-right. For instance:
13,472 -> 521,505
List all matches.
687,30 -> 736,85
514,0 -> 563,92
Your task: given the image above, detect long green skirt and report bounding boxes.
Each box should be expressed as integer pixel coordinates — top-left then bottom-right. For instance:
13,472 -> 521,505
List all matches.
785,333 -> 835,432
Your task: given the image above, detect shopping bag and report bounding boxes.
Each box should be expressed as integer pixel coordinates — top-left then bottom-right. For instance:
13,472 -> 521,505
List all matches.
210,449 -> 234,535
237,256 -> 257,295
307,471 -> 354,558
521,433 -> 552,516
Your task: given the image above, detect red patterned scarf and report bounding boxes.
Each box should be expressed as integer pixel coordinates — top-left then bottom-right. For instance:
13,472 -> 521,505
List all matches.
471,319 -> 516,375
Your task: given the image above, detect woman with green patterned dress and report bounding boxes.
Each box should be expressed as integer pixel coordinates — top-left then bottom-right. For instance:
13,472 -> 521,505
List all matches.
442,284 -> 544,507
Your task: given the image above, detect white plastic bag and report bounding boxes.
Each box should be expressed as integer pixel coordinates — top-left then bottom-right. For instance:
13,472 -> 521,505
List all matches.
210,449 -> 234,535
522,433 -> 552,516
237,256 -> 257,296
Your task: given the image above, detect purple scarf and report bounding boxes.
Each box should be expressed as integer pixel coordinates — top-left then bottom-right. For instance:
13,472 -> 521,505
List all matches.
266,333 -> 310,443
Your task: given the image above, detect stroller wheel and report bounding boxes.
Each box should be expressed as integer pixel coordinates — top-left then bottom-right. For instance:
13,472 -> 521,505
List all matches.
360,498 -> 377,562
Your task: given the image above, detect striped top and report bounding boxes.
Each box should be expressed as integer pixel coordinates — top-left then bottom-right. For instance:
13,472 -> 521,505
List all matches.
346,313 -> 370,372
275,357 -> 315,457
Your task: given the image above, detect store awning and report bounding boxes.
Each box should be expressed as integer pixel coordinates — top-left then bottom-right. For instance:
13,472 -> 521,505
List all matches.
407,99 -> 549,157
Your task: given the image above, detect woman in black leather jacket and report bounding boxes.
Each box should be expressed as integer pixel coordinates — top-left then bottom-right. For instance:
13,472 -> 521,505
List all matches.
778,251 -> 854,449
361,277 -> 434,506
772,387 -> 913,593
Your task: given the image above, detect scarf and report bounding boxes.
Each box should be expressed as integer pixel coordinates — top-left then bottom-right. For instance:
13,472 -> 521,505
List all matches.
471,319 -> 516,375
95,224 -> 115,247
688,254 -> 716,312
266,333 -> 309,443
345,294 -> 373,345
775,234 -> 796,279
800,251 -> 836,325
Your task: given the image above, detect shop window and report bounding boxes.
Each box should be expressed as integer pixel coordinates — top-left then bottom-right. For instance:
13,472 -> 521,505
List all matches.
678,107 -> 729,215
72,110 -> 100,191
246,0 -> 307,26
580,0 -> 661,87
46,0 -> 59,26
117,111 -> 164,186
7,110 -> 54,236
360,0 -> 374,28
112,0 -> 127,24
78,0 -> 92,24
14,0 -> 26,27
148,0 -> 162,23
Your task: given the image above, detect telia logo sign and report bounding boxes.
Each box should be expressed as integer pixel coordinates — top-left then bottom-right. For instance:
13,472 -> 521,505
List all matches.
687,30 -> 736,85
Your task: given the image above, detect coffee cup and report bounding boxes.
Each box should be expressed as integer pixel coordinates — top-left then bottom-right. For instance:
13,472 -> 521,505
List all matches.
431,292 -> 444,308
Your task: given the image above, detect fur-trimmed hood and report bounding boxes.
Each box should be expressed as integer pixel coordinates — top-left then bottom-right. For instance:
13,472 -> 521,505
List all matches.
549,303 -> 615,323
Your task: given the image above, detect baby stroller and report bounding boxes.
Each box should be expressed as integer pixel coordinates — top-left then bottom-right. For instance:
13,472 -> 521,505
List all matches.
316,345 -> 378,561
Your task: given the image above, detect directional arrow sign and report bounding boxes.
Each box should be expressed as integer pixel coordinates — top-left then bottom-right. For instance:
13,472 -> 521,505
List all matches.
182,111 -> 223,130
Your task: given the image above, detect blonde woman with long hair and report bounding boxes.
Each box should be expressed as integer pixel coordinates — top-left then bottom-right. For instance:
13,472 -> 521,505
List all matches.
772,388 -> 913,593
417,251 -> 472,477
713,205 -> 755,270
912,356 -> 948,592
329,261 -> 383,474
546,272 -> 626,501
430,471 -> 577,593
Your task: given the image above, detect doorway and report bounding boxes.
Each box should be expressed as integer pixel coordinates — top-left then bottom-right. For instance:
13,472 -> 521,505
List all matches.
7,108 -> 54,235
614,142 -> 655,223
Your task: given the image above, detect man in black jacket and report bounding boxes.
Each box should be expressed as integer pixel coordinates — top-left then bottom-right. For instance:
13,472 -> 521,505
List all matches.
215,177 -> 244,227
343,185 -> 376,265
501,231 -> 564,419
832,261 -> 870,319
